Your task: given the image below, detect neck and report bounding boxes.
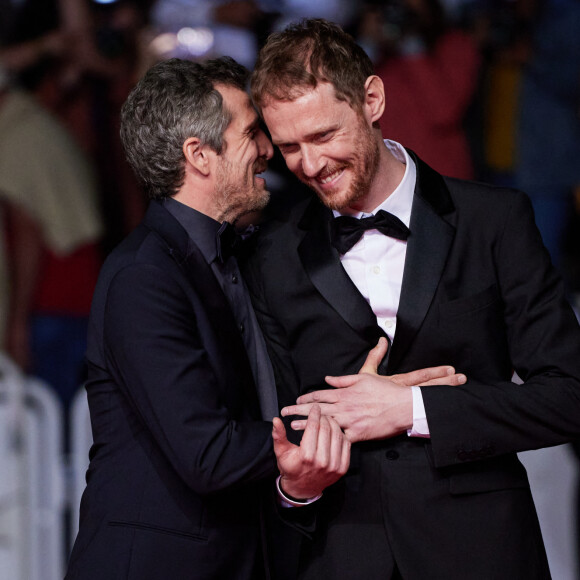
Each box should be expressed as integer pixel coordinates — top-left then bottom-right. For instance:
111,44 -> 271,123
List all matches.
172,188 -> 244,226
173,183 -> 219,223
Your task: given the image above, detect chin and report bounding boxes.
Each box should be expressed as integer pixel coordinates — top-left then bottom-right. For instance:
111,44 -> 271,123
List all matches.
315,188 -> 356,211
236,198 -> 269,227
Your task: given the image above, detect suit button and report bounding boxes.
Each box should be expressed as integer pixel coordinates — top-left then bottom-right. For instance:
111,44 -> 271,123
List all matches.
457,450 -> 468,461
385,450 -> 399,460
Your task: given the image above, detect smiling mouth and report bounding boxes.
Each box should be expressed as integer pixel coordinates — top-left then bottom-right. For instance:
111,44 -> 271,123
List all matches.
253,166 -> 267,187
254,161 -> 268,175
317,168 -> 344,186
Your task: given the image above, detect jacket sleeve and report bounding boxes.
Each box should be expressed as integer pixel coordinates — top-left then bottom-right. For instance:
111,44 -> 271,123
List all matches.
103,262 -> 277,495
423,190 -> 580,467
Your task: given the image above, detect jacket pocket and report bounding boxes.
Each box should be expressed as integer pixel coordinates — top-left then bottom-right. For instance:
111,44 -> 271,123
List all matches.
439,284 -> 500,318
446,455 -> 530,495
108,520 -> 209,543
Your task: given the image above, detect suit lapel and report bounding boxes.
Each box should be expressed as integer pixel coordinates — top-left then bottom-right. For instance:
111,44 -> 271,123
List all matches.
387,153 -> 456,370
143,201 -> 261,414
295,153 -> 456,371
298,198 -> 387,345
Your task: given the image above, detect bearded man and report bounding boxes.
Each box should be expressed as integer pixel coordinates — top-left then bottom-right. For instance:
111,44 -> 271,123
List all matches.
242,18 -> 580,580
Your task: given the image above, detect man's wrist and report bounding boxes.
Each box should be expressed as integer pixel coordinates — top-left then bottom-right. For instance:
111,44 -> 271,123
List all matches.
276,475 -> 322,508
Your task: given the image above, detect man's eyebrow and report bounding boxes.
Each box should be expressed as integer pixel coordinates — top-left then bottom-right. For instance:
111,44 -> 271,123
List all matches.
274,126 -> 337,147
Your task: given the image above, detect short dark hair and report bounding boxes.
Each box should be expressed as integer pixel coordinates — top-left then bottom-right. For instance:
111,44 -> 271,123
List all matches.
120,57 -> 249,200
251,19 -> 375,113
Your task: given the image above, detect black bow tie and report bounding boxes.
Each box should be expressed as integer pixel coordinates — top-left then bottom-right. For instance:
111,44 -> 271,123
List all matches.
216,222 -> 259,263
330,209 -> 410,254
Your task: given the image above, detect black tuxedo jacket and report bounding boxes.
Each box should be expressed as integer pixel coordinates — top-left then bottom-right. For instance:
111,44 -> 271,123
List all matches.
66,201 -> 278,580
242,154 -> 580,579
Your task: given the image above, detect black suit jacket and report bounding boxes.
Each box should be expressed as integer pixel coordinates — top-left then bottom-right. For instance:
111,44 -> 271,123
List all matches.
66,201 -> 278,580
242,153 -> 580,579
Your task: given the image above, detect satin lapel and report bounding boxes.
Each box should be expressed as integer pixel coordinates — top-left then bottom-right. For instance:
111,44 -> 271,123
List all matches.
298,198 -> 386,344
387,154 -> 456,371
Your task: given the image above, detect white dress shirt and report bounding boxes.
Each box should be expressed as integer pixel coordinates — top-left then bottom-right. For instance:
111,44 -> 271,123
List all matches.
333,140 -> 429,437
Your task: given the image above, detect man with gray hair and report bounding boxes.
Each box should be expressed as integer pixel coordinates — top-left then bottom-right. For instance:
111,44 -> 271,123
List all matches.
65,56 -> 352,580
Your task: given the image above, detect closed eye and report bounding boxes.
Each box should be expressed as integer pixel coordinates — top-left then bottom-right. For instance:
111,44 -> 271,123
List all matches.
278,143 -> 299,155
315,131 -> 333,142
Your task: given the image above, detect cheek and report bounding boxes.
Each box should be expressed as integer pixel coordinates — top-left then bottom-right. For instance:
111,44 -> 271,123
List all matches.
242,143 -> 259,166
281,153 -> 301,175
325,141 -> 352,162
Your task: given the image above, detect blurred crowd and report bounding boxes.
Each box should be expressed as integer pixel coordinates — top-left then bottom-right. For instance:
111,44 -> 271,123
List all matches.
0,0 -> 579,414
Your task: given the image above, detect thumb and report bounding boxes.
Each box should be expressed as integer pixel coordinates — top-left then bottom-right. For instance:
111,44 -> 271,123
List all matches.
272,417 -> 293,456
325,374 -> 359,388
358,337 -> 388,375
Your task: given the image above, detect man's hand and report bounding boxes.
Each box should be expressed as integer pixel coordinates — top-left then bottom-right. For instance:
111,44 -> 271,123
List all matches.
282,373 -> 413,443
358,337 -> 467,387
281,338 -> 466,443
273,404 -> 350,500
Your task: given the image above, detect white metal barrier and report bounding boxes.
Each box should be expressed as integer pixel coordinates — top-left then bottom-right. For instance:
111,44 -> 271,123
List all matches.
0,354 -> 66,580
0,353 -> 29,580
69,387 -> 92,545
520,445 -> 580,580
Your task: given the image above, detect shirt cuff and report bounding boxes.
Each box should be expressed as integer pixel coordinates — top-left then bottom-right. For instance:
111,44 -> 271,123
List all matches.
407,386 -> 430,438
276,475 -> 322,508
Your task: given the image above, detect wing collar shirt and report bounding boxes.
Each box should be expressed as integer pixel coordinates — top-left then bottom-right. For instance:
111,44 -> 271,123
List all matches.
332,140 -> 429,436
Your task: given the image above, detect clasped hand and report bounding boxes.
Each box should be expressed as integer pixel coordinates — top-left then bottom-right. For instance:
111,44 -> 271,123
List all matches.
281,337 -> 466,443
272,404 -> 350,500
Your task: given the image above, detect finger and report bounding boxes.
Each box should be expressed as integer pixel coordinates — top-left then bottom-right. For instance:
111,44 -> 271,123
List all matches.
390,365 -> 456,387
272,417 -> 286,441
281,403 -> 314,417
327,417 -> 345,472
420,372 -> 467,386
299,404 -> 322,462
284,402 -> 339,419
358,337 -> 389,375
339,433 -> 351,474
324,374 -> 360,389
272,417 -> 293,457
290,419 -> 307,431
296,389 -> 340,405
315,415 -> 332,467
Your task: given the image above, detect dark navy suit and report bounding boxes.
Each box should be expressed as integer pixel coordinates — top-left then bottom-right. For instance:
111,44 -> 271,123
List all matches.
66,200 -> 278,579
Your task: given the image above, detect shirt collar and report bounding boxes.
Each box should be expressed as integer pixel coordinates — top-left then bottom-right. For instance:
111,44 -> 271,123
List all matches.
163,197 -> 221,263
332,139 -> 416,227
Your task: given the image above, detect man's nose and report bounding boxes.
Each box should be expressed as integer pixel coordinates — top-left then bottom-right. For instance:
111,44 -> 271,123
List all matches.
300,146 -> 322,178
257,130 -> 274,160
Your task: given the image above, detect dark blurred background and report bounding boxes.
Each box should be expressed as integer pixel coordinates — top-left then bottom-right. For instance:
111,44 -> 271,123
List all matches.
0,0 -> 579,578
1,0 -> 579,406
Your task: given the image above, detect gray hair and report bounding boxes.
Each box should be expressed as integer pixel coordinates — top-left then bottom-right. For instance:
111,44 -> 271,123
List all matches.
120,57 -> 249,200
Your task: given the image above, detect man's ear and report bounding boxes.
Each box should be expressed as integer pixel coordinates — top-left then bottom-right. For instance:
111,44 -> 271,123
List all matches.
363,75 -> 385,125
183,137 -> 211,176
